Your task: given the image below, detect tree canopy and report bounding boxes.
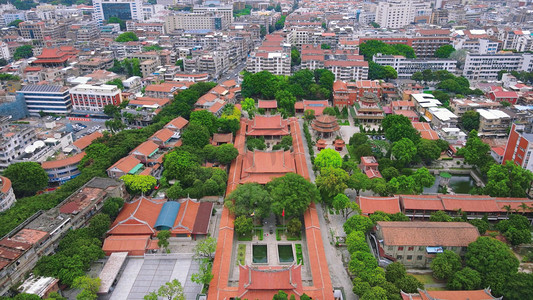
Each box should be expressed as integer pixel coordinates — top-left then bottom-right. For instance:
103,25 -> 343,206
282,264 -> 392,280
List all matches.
115,32 -> 139,42
225,183 -> 273,219
314,148 -> 343,170
359,40 -> 416,61
484,160 -> 533,198
3,162 -> 48,197
120,175 -> 157,195
434,45 -> 456,58
430,250 -> 462,280
267,173 -> 320,217
13,45 -> 33,60
461,110 -> 480,132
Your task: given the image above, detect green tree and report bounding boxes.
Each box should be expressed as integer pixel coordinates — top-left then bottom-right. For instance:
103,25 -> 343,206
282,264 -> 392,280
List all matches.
13,45 -> 33,60
461,110 -> 480,132
434,45 -> 456,58
411,71 -> 423,82
291,47 -> 301,66
411,168 -> 435,193
429,210 -> 452,222
391,138 -> 417,166
502,272 -> 533,300
181,123 -> 211,148
120,175 -> 157,195
234,215 -> 253,236
332,193 -> 360,219
286,218 -> 302,237
381,167 -> 399,181
106,78 -> 124,90
154,279 -> 185,300
175,59 -> 184,71
385,262 -> 406,283
273,290 -> 288,300
102,197 -> 124,219
430,250 -> 462,280
314,148 -> 343,169
382,66 -> 398,80
72,276 -> 101,300
241,97 -> 256,116
267,173 -> 320,217
485,161 -> 533,198
8,19 -> 23,27
361,286 -> 388,300
107,17 -> 126,30
225,183 -> 272,218
115,32 -> 139,42
316,167 -> 350,205
468,218 -> 489,235
157,230 -> 171,251
349,132 -> 369,147
466,237 -> 520,295
215,143 -> 238,165
395,275 -> 424,293
3,162 -> 48,197
193,236 -> 217,260
417,139 -> 442,164
0,59 -> 8,66
347,171 -> 371,196
275,90 -> 297,115
47,291 -> 67,300
447,267 -> 482,290
457,130 -> 493,174
88,213 -> 111,239
346,230 -> 370,253
343,215 -> 374,234
190,109 -> 217,134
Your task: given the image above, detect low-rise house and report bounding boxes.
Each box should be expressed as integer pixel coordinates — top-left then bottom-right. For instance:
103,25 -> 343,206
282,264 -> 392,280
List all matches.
375,221 -> 480,268
476,109 -> 511,138
359,156 -> 382,179
106,155 -> 144,178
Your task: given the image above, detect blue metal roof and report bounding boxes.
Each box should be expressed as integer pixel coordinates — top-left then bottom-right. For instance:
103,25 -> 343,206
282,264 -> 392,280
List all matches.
154,201 -> 181,230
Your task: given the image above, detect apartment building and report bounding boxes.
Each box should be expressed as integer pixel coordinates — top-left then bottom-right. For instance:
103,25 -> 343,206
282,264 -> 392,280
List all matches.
126,21 -> 165,34
375,0 -> 430,29
450,98 -> 502,116
462,53 -> 529,80
92,0 -> 143,25
375,222 -> 479,268
165,12 -> 227,32
0,176 -> 16,212
503,124 -> 533,170
185,53 -> 229,79
373,54 -> 456,79
140,59 -> 159,78
69,84 -> 122,112
67,21 -> 100,42
0,116 -> 37,170
17,85 -> 72,116
19,21 -> 45,40
476,109 -> 511,139
193,4 -> 233,26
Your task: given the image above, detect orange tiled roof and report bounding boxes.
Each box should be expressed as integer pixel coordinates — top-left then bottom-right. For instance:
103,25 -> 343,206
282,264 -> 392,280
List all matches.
41,151 -> 86,169
73,132 -> 103,150
108,197 -> 165,235
165,116 -> 188,130
377,221 -> 480,247
358,196 -> 401,215
412,122 -> 438,140
108,155 -> 142,174
240,151 -> 296,184
151,128 -> 174,142
131,140 -> 159,156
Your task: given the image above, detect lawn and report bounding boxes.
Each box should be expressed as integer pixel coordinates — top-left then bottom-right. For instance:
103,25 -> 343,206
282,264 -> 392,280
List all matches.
338,120 -> 350,126
237,231 -> 253,241
410,274 -> 443,286
236,244 -> 246,265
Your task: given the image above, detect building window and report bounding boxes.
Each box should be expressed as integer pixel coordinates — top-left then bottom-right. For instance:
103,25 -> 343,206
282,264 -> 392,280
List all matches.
407,255 -> 412,260
408,246 -> 414,251
398,246 -> 404,251
417,255 -> 423,260
397,255 -> 403,260
419,246 -> 424,251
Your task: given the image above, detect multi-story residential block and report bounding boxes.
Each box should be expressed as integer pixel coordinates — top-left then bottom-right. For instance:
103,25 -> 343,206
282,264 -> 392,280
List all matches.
326,60 -> 368,82
19,21 -> 45,40
503,123 -> 533,170
462,53 -> 529,80
0,116 -> 36,170
165,12 -> 227,32
373,54 -> 456,79
247,50 -> 291,76
66,21 -> 100,42
450,98 -> 502,116
69,84 -> 122,112
17,85 -> 72,116
193,4 -> 233,27
140,59 -> 159,78
92,0 -> 143,25
375,0 -> 430,29
476,109 -> 511,138
374,221 -> 479,268
126,21 -> 165,34
0,42 -> 10,61
2,11 -> 26,27
0,176 -> 16,212
425,107 -> 459,129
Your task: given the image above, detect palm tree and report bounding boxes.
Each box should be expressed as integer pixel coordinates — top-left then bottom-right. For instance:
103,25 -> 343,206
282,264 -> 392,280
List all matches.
503,205 -> 512,217
519,202 -> 530,215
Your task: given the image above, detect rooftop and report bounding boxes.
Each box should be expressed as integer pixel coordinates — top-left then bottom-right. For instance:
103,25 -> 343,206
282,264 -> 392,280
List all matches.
377,221 -> 480,247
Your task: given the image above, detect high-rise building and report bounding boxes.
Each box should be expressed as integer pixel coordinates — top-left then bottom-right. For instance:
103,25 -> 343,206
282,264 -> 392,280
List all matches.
503,124 -> 533,171
92,0 -> 143,25
375,0 -> 430,29
193,4 -> 233,27
17,85 -> 72,116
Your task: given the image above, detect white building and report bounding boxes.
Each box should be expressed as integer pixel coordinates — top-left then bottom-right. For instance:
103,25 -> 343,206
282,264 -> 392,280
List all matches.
0,42 -> 10,60
247,51 -> 291,76
373,54 -> 456,79
0,176 -> 16,212
17,85 -> 72,116
0,116 -> 37,170
165,12 -> 228,32
69,84 -> 123,112
92,0 -> 143,25
375,0 -> 430,29
193,4 -> 233,27
462,53 -> 532,80
427,107 -> 458,129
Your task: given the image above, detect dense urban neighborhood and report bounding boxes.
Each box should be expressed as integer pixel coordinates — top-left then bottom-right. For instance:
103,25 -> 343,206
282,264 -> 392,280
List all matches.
0,0 -> 533,299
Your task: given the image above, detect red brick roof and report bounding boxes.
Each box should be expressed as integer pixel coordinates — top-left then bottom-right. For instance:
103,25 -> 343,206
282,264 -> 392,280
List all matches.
165,116 -> 188,130
108,155 -> 142,174
418,289 -> 500,300
237,265 -> 303,297
240,150 -> 296,184
130,140 -> 159,156
41,151 -> 86,169
108,197 -> 165,236
412,122 -> 438,140
246,115 -> 289,136
102,235 -> 151,256
258,100 -> 278,109
358,196 -> 400,215
73,132 -> 103,150
377,221 -> 479,247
